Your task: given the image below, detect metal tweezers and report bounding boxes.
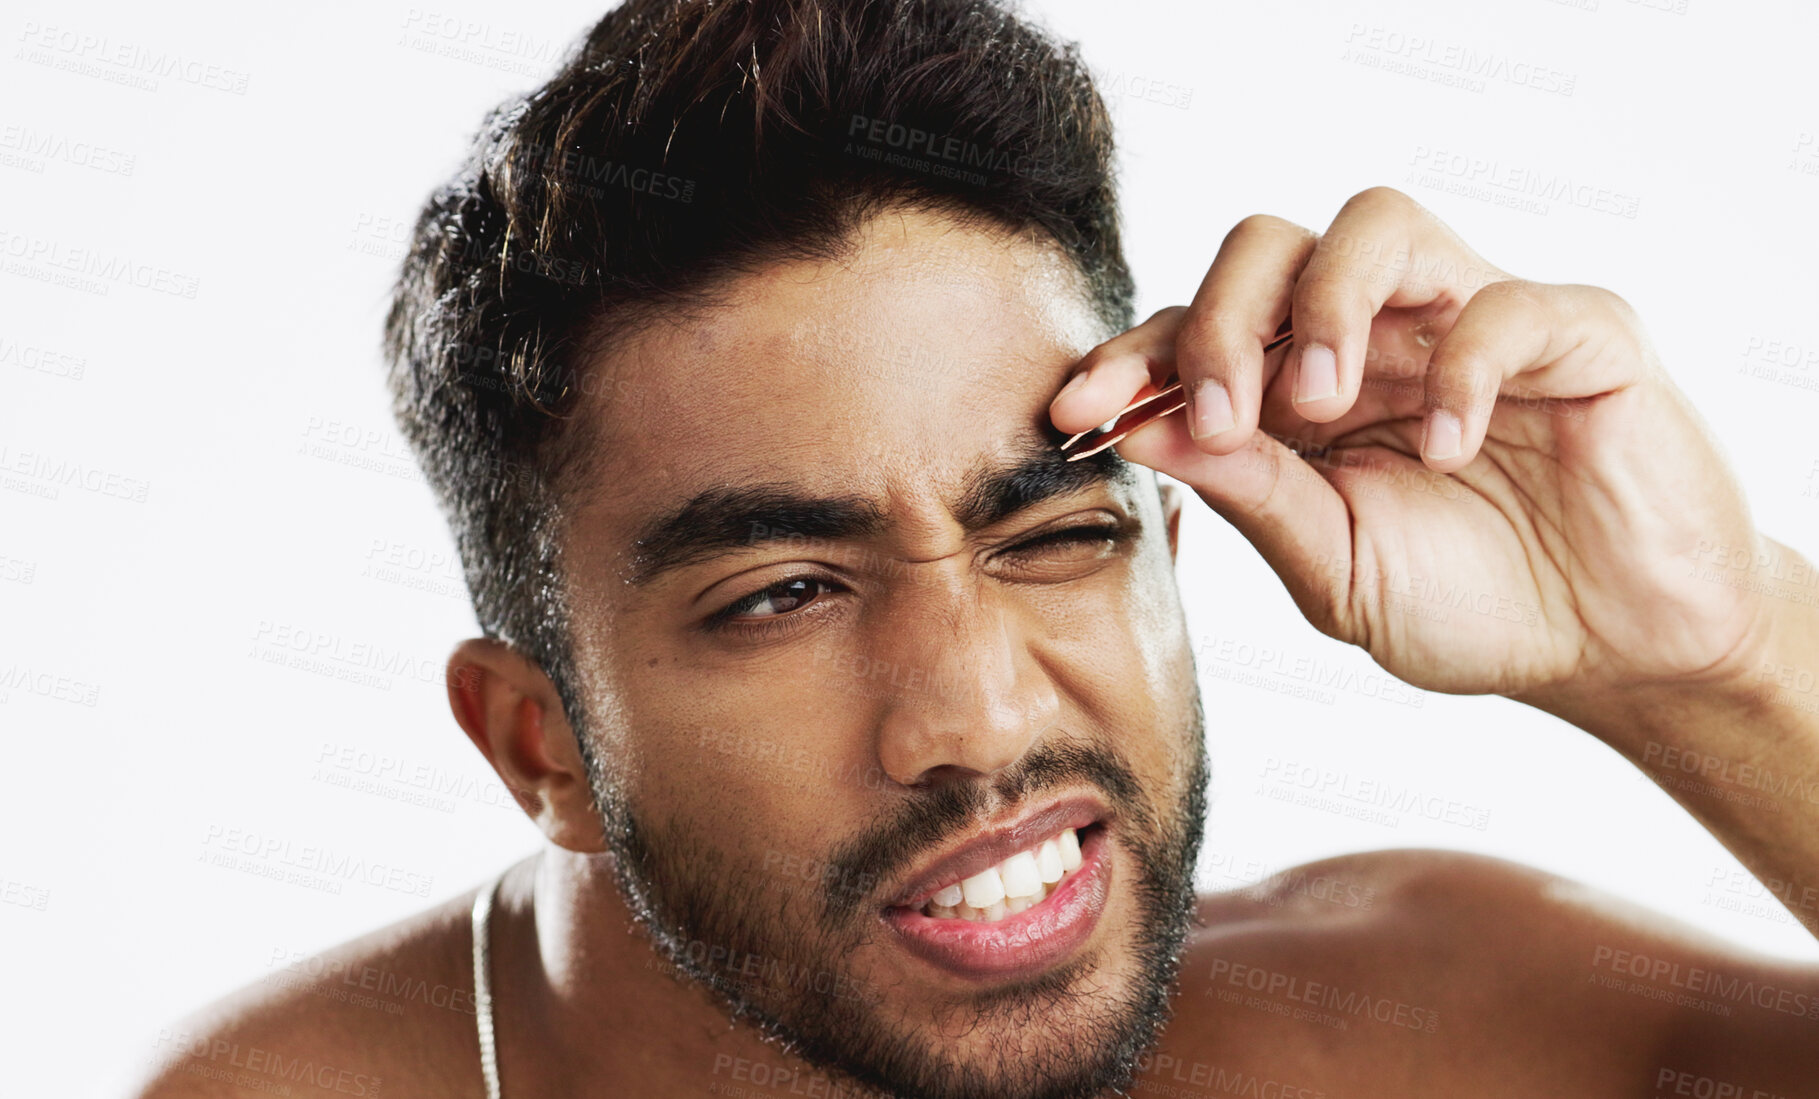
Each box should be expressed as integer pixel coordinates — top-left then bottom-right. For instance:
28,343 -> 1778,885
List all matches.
1057,322 -> 1295,461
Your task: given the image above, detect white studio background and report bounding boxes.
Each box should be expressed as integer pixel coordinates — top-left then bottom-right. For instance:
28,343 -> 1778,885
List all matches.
3,0 -> 1816,1092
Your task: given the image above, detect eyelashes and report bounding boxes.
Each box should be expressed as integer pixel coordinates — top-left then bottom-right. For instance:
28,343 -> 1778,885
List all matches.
701,520 -> 1133,639
717,576 -> 833,622
998,521 -> 1128,558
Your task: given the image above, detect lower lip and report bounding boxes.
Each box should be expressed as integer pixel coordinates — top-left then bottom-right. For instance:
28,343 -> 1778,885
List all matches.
882,827 -> 1110,981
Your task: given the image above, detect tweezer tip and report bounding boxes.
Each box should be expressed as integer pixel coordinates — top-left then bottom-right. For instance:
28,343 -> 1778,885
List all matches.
1063,440 -> 1113,461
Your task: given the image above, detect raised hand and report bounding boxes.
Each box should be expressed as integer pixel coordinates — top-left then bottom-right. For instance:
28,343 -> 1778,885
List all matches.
1050,186 -> 1772,706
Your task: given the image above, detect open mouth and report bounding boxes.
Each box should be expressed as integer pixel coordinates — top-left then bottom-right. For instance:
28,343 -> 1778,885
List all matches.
884,821 -> 1111,980
917,824 -> 1089,921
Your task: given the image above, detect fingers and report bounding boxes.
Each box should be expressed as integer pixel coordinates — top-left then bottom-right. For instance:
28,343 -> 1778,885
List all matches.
1049,306 -> 1186,437
1057,190 -> 1639,482
1416,280 -> 1549,471
1287,186 -> 1501,426
1418,281 -> 1642,472
1171,215 -> 1317,455
1114,416 -> 1355,636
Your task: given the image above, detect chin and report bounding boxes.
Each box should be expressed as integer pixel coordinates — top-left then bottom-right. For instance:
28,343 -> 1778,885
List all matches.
773,874 -> 1184,1099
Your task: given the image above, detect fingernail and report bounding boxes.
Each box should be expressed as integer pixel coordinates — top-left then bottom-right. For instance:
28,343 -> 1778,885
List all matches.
1189,381 -> 1235,439
1422,409 -> 1462,462
1294,344 -> 1339,403
1058,371 -> 1091,399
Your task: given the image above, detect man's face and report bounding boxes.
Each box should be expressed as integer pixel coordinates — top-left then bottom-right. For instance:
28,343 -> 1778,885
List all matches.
559,208 -> 1207,1099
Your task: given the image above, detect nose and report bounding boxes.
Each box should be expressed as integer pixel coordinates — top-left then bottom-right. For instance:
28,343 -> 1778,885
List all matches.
869,571 -> 1060,788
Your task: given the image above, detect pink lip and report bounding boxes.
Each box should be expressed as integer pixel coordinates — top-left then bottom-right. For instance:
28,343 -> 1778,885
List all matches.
888,794 -> 1109,909
883,825 -> 1110,981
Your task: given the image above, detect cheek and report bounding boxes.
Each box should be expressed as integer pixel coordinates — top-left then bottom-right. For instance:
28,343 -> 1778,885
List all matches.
612,658 -> 885,881
1108,509 -> 1197,721
1028,546 -> 1193,715
1122,492 -> 1194,643
1025,553 -> 1197,795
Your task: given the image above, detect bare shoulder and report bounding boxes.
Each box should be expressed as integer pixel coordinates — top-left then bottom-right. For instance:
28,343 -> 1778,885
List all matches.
1194,845 -> 1586,934
1159,848 -> 1819,1098
128,877 -> 498,1099
1192,845 -> 1813,969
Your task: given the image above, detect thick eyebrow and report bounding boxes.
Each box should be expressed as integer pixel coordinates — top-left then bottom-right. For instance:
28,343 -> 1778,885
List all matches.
624,440 -> 1129,586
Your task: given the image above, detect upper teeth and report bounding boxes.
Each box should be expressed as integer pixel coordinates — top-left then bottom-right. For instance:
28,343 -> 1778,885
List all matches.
920,827 -> 1085,922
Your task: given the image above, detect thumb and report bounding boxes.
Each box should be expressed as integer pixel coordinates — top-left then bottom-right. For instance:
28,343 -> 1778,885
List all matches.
1115,417 -> 1357,637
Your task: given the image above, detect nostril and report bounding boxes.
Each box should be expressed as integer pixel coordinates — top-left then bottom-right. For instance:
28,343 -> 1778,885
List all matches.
898,762 -> 988,791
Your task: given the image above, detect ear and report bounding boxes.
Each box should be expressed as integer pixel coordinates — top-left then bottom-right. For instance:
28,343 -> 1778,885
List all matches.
446,638 -> 605,854
1158,477 -> 1184,563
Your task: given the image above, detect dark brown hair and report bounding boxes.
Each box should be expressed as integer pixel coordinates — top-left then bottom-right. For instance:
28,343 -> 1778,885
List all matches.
384,0 -> 1133,720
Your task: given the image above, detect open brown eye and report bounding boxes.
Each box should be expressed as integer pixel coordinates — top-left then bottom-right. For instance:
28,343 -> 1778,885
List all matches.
722,577 -> 829,620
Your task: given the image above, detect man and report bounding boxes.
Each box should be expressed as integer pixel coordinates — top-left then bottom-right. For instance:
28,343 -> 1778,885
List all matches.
137,0 -> 1819,1095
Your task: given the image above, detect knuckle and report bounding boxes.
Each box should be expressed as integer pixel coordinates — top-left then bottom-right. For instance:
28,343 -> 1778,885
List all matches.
1578,283 -> 1637,326
1303,231 -> 1398,297
1143,304 -> 1191,328
1343,184 -> 1415,215
1471,276 -> 1545,309
1081,306 -> 1188,369
1290,265 -> 1364,322
1074,343 -> 1124,373
1462,278 -> 1552,335
1223,213 -> 1308,247
1573,283 -> 1649,360
1174,311 -> 1250,376
1428,365 -> 1495,413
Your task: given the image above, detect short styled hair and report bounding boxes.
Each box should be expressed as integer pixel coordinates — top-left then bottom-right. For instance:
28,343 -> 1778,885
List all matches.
384,0 -> 1134,721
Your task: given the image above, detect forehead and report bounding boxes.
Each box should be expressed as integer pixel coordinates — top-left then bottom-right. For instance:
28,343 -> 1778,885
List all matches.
569,209 -> 1113,553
